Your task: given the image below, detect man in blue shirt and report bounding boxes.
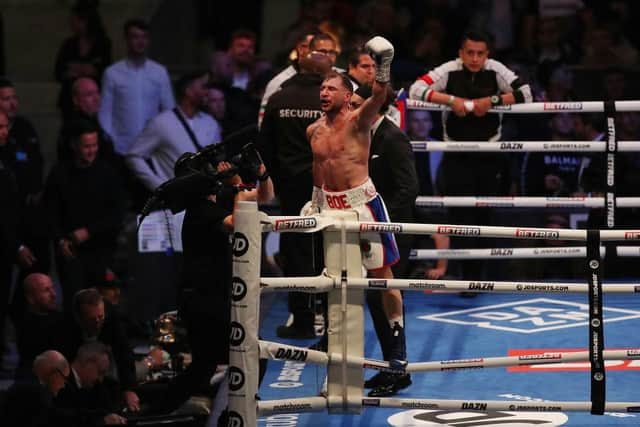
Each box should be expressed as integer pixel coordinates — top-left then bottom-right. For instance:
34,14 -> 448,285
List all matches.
98,19 -> 174,156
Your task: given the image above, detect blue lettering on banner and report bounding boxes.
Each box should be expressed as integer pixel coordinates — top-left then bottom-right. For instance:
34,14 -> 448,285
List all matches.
418,298 -> 640,333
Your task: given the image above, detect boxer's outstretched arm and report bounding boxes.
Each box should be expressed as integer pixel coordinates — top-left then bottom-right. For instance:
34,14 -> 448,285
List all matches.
357,36 -> 394,128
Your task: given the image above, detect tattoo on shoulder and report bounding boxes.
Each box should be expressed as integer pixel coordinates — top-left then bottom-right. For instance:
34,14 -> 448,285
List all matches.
309,122 -> 321,140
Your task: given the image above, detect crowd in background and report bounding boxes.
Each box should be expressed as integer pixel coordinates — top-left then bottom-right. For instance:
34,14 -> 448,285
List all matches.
1,0 -> 640,422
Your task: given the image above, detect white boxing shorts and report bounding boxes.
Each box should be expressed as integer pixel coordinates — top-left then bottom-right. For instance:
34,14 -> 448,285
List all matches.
322,178 -> 400,271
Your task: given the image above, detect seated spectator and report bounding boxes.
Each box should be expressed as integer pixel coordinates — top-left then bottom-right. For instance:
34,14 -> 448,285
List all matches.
54,0 -> 111,120
57,76 -> 116,165
61,289 -> 140,413
126,72 -> 221,191
13,273 -> 65,380
44,119 -> 125,313
3,349 -> 126,426
55,342 -> 129,422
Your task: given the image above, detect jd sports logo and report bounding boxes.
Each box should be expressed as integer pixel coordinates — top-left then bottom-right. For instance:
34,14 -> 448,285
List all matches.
233,232 -> 249,257
229,366 -> 245,391
388,409 -> 568,426
227,411 -> 244,427
231,277 -> 247,302
230,322 -> 245,346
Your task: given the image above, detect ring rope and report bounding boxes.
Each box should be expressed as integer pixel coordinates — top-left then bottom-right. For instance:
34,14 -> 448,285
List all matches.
415,196 -> 640,208
411,246 -> 640,259
405,98 -> 640,114
259,339 -> 640,374
410,140 -> 640,152
263,215 -> 640,241
257,397 -> 640,416
260,275 -> 637,294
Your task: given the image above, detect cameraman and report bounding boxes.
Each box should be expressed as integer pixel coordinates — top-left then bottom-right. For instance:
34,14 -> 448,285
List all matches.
157,159 -> 273,415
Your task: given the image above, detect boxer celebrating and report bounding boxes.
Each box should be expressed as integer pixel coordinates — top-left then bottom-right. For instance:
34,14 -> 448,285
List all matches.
304,36 -> 407,370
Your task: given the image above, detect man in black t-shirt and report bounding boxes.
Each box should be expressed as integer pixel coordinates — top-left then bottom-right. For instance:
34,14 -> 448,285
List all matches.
257,52 -> 331,338
157,160 -> 273,415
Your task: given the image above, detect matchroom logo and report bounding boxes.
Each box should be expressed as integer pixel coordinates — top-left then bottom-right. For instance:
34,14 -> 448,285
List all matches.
418,298 -> 640,333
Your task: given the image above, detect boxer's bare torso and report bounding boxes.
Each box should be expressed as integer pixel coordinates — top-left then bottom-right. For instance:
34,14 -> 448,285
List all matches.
307,75 -> 377,192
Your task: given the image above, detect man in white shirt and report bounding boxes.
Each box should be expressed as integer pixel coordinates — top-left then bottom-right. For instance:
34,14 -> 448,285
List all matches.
99,19 -> 175,156
126,72 -> 221,191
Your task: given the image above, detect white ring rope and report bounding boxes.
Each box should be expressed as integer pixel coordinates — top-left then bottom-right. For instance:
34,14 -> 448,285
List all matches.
260,275 -> 637,294
411,246 -> 640,259
257,397 -> 640,416
415,196 -> 640,208
405,98 -> 640,114
411,140 -> 640,152
344,277 -> 636,294
263,215 -> 640,241
259,339 -> 640,374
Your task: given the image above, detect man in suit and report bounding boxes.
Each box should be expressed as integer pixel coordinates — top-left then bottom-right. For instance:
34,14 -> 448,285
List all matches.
3,349 -> 126,426
61,288 -> 139,413
349,84 -> 417,397
54,342 -> 127,424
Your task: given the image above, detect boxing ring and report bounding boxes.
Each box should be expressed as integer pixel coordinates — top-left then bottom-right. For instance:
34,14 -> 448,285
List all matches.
227,100 -> 640,426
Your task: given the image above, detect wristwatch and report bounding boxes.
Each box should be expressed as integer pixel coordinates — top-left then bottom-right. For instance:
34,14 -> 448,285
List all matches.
490,95 -> 502,106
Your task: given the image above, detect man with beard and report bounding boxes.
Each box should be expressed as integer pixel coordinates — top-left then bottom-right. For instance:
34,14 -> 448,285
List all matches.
305,36 -> 407,369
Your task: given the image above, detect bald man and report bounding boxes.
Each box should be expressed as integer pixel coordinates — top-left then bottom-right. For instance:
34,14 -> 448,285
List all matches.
3,349 -> 126,426
14,273 -> 64,379
257,52 -> 332,339
57,76 -> 116,165
33,350 -> 69,396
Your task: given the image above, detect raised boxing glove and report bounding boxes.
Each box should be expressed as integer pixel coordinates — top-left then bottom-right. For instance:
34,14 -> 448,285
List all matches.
364,36 -> 394,83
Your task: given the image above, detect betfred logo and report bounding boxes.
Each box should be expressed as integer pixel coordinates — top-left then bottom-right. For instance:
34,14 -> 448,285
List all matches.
274,218 -> 317,230
624,231 -> 640,240
360,223 -> 402,233
436,226 -> 480,236
515,229 -> 560,239
543,102 -> 583,111
508,348 -> 640,372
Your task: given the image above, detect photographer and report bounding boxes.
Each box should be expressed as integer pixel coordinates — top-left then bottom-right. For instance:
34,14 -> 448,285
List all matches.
156,157 -> 272,416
